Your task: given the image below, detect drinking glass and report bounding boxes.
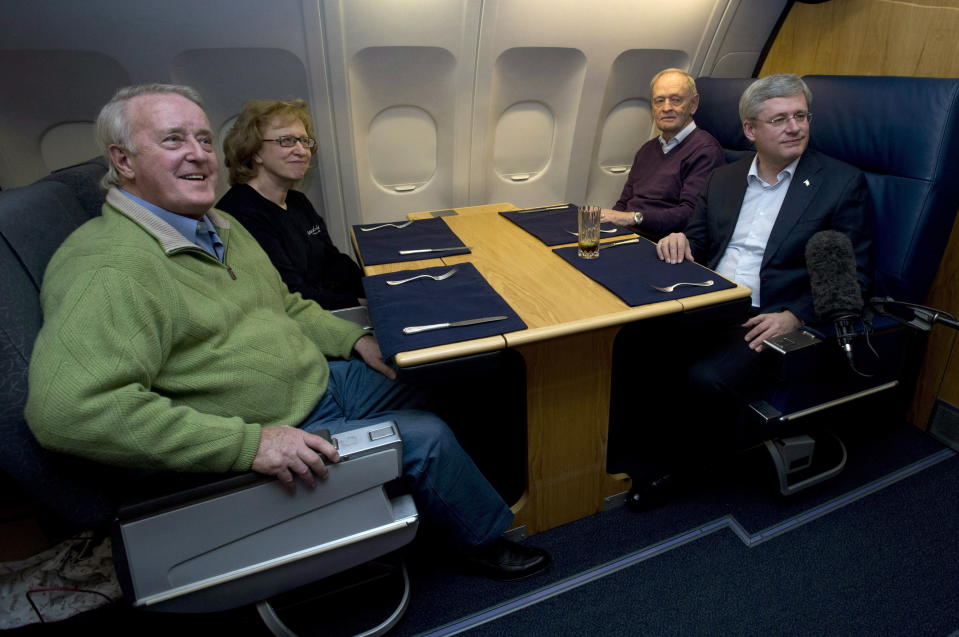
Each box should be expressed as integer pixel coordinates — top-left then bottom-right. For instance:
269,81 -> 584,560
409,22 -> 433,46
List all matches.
577,205 -> 601,259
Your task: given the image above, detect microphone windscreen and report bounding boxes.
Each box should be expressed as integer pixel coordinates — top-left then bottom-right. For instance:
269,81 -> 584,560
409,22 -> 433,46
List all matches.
805,230 -> 864,321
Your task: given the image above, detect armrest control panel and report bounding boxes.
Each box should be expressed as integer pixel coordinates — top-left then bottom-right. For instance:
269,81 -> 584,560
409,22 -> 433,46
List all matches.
331,420 -> 402,474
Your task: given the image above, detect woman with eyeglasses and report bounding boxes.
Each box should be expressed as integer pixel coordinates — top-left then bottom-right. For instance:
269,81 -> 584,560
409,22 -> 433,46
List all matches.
218,99 -> 365,310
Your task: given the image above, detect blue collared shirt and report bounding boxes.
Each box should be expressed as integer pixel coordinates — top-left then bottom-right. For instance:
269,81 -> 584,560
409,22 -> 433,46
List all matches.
120,189 -> 225,262
714,155 -> 801,307
659,120 -> 697,154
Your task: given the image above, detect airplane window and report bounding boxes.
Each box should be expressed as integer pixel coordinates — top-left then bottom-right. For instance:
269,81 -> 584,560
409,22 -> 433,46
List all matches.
368,106 -> 437,192
40,122 -> 99,173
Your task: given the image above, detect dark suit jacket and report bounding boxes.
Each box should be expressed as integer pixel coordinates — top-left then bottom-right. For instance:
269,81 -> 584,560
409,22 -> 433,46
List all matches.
684,148 -> 873,325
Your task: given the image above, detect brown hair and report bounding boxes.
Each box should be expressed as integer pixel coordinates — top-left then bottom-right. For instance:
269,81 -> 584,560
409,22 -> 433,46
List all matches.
222,99 -> 315,185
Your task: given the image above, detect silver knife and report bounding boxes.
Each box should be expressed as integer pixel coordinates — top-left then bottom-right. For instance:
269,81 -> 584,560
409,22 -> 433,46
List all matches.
398,246 -> 471,255
600,238 -> 640,249
403,315 -> 508,334
510,204 -> 570,214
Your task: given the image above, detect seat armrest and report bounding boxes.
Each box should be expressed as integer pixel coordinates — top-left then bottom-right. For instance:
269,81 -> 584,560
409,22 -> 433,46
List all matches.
112,421 -> 413,612
116,472 -> 270,522
116,421 -> 402,521
330,305 -> 372,330
762,328 -> 823,356
761,328 -> 824,381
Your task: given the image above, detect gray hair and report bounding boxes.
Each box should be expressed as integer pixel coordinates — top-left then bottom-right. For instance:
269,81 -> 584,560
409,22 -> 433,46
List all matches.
649,68 -> 697,96
738,73 -> 812,122
96,83 -> 204,189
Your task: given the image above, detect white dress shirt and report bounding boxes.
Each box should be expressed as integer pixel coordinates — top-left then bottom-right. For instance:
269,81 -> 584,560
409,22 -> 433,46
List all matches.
715,156 -> 801,307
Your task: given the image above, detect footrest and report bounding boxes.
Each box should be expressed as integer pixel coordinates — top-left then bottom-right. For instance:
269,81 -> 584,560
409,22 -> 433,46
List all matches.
764,431 -> 847,496
256,555 -> 411,637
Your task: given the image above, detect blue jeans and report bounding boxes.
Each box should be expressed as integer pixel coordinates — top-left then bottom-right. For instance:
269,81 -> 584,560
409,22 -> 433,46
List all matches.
300,360 -> 513,550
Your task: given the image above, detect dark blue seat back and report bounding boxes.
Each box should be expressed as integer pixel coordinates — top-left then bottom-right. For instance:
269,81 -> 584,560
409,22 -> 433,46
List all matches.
694,77 -> 755,162
0,170 -> 127,529
802,75 -> 959,303
695,75 -> 959,305
41,157 -> 109,220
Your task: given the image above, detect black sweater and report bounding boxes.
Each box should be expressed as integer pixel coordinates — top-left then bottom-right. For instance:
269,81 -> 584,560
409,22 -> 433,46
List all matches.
217,184 -> 364,310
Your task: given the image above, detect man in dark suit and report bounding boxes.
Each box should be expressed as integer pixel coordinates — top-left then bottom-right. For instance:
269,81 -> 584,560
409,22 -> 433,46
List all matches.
626,74 -> 872,509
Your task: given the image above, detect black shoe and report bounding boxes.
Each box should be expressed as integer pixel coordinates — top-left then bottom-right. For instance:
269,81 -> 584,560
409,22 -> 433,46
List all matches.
626,472 -> 677,512
462,538 -> 552,582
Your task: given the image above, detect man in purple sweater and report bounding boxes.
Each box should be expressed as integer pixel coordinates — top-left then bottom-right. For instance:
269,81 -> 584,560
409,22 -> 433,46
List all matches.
601,69 -> 725,241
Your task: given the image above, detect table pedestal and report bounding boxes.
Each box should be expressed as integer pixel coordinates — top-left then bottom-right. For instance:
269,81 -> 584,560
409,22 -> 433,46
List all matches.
511,326 -> 629,534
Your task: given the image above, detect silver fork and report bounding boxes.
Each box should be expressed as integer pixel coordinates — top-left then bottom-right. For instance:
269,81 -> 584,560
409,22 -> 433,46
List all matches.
386,268 -> 458,286
650,280 -> 715,293
360,220 -> 414,232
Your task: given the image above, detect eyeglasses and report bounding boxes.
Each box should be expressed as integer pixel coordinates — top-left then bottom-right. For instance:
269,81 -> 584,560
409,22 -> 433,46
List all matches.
262,136 -> 316,149
754,112 -> 812,128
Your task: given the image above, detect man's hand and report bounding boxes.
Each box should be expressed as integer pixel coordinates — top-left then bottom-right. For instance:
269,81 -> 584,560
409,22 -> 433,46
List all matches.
252,426 -> 340,489
742,310 -> 802,352
600,208 -> 637,228
656,232 -> 694,264
354,334 -> 396,379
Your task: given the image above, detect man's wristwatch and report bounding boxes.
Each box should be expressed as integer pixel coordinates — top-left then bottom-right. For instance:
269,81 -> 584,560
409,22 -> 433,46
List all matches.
632,211 -> 644,226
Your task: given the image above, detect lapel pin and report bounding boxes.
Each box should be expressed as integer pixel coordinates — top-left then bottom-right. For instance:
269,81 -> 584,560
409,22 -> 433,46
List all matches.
803,179 -> 810,187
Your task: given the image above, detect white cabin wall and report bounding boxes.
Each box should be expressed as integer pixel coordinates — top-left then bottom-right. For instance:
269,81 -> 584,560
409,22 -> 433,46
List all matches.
0,0 -> 787,251
471,0 -> 713,210
322,0 -> 483,230
0,0 -> 342,243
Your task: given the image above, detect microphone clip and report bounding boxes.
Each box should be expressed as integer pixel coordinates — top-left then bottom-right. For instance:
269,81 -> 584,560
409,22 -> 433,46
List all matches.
833,314 -> 858,353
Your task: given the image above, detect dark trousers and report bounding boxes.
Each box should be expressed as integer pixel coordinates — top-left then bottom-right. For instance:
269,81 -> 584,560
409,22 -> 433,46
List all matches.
609,306 -> 775,481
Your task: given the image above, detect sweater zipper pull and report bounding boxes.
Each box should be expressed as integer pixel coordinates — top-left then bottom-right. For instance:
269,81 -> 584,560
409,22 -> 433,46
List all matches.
225,264 -> 237,280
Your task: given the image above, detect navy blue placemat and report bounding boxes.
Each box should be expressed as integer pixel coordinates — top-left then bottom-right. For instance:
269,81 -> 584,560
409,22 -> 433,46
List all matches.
552,239 -> 737,306
362,262 -> 527,359
353,217 -> 470,266
499,204 -> 631,246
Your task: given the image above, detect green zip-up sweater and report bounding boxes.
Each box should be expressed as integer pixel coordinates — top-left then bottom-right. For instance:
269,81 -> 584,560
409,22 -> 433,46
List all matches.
26,189 -> 367,472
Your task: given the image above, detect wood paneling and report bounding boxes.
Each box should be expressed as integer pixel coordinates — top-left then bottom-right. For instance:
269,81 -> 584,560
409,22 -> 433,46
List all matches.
761,0 -> 959,429
912,214 -> 959,427
762,0 -> 959,78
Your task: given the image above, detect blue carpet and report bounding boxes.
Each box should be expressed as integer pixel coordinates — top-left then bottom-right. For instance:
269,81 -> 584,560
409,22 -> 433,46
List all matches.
394,423 -> 957,636
453,455 -> 959,636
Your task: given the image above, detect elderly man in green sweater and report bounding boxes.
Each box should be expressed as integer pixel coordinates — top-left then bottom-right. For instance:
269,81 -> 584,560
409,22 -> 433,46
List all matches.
25,84 -> 549,582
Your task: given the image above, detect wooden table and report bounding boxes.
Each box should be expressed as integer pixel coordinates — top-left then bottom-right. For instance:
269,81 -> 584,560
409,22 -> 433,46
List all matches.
355,203 -> 751,534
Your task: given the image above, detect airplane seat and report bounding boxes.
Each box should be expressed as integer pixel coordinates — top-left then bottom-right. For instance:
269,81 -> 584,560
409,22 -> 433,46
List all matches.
41,156 -> 109,219
691,76 -> 755,163
693,75 -> 959,494
0,178 -> 127,529
0,168 -> 419,635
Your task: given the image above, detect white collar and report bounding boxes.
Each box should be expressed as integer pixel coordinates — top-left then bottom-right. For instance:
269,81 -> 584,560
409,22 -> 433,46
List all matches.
659,120 -> 697,153
747,154 -> 802,187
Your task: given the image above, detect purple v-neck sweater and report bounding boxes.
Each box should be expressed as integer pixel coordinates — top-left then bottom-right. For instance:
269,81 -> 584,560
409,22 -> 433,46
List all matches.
612,127 -> 725,239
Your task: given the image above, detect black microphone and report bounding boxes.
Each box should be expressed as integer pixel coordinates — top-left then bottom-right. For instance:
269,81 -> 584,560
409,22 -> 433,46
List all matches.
805,230 -> 864,364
